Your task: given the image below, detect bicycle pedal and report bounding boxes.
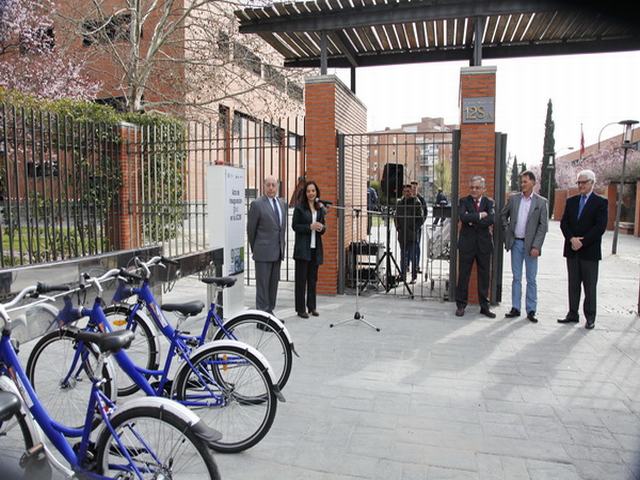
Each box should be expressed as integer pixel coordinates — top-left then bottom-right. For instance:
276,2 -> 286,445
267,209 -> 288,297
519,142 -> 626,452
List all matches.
19,442 -> 45,467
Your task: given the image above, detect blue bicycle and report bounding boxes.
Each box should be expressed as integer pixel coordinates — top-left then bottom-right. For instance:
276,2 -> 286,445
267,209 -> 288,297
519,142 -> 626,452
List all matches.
102,256 -> 295,397
0,282 -> 220,479
26,269 -> 279,453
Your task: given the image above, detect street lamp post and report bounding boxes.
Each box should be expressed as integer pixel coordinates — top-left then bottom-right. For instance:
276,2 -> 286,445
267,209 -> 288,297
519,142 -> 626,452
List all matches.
611,119 -> 638,255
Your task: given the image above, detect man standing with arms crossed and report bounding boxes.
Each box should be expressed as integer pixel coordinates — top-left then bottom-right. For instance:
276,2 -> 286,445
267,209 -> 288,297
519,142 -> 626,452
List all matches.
411,181 -> 427,274
247,175 -> 287,314
455,176 -> 496,318
557,169 -> 607,330
501,171 -> 548,323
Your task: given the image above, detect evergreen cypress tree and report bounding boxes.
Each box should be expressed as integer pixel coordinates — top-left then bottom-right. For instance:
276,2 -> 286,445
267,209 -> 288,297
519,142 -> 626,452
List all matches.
540,99 -> 556,217
510,155 -> 519,191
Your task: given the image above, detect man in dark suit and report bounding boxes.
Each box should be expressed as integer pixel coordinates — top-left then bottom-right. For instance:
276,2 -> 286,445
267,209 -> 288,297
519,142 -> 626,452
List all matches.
247,175 -> 287,314
455,176 -> 496,318
558,169 -> 608,330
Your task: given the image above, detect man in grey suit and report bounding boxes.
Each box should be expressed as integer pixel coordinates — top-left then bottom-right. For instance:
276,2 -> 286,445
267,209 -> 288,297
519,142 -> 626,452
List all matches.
247,175 -> 287,314
501,170 -> 548,323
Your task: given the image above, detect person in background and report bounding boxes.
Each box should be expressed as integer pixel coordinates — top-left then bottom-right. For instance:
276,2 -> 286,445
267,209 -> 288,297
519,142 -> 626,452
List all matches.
292,180 -> 326,318
557,169 -> 607,330
395,184 -> 423,284
289,175 -> 306,206
366,181 -> 379,235
433,188 -> 448,225
501,170 -> 548,323
247,175 -> 287,315
410,181 -> 427,273
455,176 -> 496,318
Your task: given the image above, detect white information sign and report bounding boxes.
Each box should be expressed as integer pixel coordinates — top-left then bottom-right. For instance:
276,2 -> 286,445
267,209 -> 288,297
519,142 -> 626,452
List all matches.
207,165 -> 245,317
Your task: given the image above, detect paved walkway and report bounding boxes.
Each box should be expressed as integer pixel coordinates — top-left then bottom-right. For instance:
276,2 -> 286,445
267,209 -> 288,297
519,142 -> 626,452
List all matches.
163,221 -> 640,480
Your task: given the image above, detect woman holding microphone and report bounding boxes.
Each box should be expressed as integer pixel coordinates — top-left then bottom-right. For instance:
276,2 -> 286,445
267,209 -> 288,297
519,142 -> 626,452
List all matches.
292,180 -> 326,318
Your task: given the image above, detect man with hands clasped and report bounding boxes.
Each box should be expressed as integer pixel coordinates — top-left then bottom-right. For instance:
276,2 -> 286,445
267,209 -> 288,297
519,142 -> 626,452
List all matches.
558,169 -> 607,330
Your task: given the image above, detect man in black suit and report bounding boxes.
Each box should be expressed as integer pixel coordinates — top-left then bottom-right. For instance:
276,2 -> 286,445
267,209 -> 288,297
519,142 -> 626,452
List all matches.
455,176 -> 496,318
558,169 -> 608,330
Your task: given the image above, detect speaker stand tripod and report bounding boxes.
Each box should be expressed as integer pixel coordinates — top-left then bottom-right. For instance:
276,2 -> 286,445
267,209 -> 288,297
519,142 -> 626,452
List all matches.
374,208 -> 413,298
329,207 -> 380,331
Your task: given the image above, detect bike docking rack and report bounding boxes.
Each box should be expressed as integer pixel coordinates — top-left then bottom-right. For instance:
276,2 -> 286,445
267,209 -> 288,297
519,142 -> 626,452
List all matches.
328,206 -> 380,332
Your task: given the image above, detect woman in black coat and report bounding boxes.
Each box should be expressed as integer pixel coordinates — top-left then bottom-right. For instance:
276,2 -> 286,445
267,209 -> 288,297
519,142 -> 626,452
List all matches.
292,180 -> 326,318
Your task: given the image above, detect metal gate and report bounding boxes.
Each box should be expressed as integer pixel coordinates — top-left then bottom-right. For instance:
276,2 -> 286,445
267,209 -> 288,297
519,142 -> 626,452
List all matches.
339,129 -> 458,300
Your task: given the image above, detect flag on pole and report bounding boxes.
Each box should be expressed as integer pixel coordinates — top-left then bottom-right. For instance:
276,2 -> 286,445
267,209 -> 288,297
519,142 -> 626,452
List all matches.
580,124 -> 585,158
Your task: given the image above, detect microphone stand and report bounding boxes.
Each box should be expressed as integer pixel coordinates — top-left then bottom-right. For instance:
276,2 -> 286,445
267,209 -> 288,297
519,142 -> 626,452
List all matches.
327,206 -> 380,332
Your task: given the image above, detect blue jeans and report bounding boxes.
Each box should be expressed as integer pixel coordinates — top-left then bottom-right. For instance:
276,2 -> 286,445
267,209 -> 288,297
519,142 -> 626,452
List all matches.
511,239 -> 538,313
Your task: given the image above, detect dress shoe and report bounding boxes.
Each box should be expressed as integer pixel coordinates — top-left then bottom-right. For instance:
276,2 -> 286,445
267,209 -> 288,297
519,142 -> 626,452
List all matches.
557,317 -> 579,324
297,311 -> 309,319
480,308 -> 496,319
505,308 -> 520,318
455,307 -> 465,317
410,276 -> 417,284
527,311 -> 538,323
310,310 -> 319,317
585,320 -> 595,330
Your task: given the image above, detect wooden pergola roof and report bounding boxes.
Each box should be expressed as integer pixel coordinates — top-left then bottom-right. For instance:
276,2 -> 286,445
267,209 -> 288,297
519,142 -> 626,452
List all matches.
235,0 -> 640,69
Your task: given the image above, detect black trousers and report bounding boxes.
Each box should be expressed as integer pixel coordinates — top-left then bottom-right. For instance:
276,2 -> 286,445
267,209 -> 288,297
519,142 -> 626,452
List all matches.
295,250 -> 319,313
456,250 -> 491,309
566,257 -> 599,323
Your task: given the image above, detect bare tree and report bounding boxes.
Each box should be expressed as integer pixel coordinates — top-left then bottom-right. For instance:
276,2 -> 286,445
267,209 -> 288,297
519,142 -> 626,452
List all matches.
61,0 -> 309,117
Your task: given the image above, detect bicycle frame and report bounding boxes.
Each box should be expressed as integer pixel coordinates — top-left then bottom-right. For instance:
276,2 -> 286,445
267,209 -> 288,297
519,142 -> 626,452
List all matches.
67,294 -> 228,408
113,278 -> 246,348
0,329 -> 145,479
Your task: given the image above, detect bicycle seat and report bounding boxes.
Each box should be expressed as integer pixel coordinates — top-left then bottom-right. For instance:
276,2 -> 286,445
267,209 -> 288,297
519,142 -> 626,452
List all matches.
161,301 -> 205,316
0,391 -> 21,422
75,330 -> 135,354
200,276 -> 237,288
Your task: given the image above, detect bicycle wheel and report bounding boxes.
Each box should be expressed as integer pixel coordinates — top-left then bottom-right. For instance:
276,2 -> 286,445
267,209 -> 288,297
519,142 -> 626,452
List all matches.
0,390 -> 50,480
173,343 -> 277,453
103,305 -> 159,396
25,329 -> 115,430
95,406 -> 220,480
213,315 -> 293,390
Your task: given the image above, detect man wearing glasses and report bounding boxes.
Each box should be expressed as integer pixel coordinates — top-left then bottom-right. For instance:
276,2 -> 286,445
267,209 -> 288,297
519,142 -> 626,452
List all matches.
455,176 -> 496,318
558,170 -> 608,330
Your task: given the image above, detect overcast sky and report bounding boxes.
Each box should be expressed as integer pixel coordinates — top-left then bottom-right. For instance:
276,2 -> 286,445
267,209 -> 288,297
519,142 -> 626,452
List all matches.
332,50 -> 640,169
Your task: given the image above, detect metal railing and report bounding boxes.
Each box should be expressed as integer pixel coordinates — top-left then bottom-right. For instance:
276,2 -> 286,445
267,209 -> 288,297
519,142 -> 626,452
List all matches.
1,104 -> 121,268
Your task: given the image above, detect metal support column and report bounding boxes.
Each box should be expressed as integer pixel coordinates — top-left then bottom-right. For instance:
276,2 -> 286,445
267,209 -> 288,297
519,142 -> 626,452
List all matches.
492,132 -> 508,304
448,129 -> 461,302
320,32 -> 328,75
337,133 -> 346,294
472,16 -> 484,66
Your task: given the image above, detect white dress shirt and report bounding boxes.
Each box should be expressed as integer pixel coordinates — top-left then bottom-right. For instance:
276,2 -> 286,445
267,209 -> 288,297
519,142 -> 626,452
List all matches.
310,210 -> 317,249
514,193 -> 532,239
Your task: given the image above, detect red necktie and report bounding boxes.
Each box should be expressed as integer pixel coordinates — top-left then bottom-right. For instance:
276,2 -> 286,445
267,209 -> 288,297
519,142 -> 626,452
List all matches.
474,199 -> 480,212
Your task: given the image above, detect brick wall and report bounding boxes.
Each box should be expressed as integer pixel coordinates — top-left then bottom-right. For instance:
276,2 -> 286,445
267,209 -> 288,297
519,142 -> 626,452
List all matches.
304,75 -> 367,294
458,66 -> 496,304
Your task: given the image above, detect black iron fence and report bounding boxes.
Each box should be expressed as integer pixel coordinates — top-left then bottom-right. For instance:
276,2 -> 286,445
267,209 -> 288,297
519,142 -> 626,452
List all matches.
1,101 -> 305,274
0,104 -> 121,268
340,131 -> 456,300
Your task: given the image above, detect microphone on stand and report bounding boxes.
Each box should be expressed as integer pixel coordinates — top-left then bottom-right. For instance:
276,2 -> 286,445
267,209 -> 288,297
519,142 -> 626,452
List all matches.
315,198 -> 333,209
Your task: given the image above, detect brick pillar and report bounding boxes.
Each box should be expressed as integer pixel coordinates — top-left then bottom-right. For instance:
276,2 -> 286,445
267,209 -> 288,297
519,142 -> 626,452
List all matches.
458,66 -> 496,304
305,75 -> 367,294
110,123 -> 142,250
554,189 -> 568,221
635,178 -> 640,237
